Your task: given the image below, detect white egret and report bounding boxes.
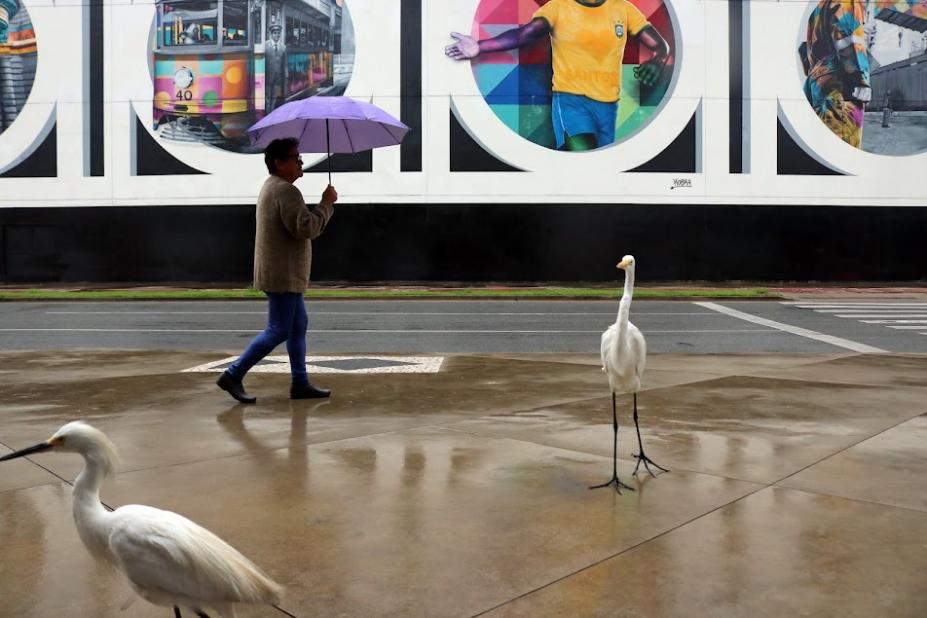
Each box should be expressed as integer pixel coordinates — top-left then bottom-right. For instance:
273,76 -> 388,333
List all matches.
0,422 -> 282,618
593,255 -> 667,493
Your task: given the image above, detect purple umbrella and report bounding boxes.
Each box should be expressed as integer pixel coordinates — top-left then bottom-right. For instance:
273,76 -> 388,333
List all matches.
247,96 -> 409,184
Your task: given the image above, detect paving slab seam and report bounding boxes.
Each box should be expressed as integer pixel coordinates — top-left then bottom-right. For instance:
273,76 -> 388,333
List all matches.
436,424 -> 760,485
740,372 -> 927,391
771,410 -> 927,488
469,483 -> 772,618
0,438 -> 74,489
775,485 -> 927,515
430,372 -> 759,427
4,444 -> 119,516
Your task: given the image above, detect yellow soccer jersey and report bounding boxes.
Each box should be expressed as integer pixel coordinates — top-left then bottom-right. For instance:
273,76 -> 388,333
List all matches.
533,0 -> 649,103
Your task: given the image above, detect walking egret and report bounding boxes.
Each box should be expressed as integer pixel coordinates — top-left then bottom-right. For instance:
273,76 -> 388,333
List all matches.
0,421 -> 282,618
593,255 -> 668,494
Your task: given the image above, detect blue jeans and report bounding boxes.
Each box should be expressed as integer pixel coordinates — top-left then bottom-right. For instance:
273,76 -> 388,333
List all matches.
227,292 -> 308,385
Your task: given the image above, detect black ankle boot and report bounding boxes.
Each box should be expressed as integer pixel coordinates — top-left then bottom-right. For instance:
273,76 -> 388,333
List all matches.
217,371 -> 257,404
291,382 -> 331,399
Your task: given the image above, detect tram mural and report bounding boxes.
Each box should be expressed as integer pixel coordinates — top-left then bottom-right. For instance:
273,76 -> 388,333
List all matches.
152,0 -> 354,152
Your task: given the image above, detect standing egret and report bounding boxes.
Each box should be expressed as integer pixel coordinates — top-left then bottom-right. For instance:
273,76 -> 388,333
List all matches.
0,422 -> 282,618
593,255 -> 667,494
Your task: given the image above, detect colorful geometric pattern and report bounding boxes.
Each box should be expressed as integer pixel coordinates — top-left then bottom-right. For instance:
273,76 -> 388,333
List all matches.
154,54 -> 250,113
470,0 -> 676,150
873,0 -> 927,32
154,53 -> 251,136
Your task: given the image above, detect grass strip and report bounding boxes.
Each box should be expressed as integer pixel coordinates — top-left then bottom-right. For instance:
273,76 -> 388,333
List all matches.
0,287 -> 776,301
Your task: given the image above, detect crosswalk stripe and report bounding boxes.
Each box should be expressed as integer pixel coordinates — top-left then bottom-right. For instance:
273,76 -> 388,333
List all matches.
783,301 -> 927,340
782,300 -> 927,307
834,314 -> 927,319
810,308 -> 927,313
785,302 -> 927,307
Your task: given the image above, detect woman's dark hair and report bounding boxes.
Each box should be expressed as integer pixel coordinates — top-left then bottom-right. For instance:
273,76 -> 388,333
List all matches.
264,138 -> 300,174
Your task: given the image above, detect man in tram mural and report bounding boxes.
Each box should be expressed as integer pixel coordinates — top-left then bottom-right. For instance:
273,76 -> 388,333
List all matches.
265,23 -> 287,112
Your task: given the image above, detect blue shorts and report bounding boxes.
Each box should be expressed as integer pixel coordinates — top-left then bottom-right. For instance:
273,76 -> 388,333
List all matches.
551,92 -> 618,150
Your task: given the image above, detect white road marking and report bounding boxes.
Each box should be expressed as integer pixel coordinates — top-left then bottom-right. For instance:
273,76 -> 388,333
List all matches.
783,301 -> 927,341
785,303 -> 927,307
44,311 -> 720,317
697,302 -> 885,353
0,329 -> 260,333
183,355 -> 446,374
834,314 -> 927,319
0,328 -> 779,334
807,308 -> 927,313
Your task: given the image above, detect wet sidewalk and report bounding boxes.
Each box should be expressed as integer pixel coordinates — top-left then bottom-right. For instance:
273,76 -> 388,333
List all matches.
1,350 -> 925,617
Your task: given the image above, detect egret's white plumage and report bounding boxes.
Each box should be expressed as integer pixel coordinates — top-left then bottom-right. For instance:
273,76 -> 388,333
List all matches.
591,256 -> 667,493
600,256 -> 647,395
0,422 -> 282,618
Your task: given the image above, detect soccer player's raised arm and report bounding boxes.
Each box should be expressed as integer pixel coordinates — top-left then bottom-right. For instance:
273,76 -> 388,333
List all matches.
445,18 -> 551,60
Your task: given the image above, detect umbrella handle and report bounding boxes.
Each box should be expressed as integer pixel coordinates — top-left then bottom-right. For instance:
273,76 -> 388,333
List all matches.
326,118 -> 332,187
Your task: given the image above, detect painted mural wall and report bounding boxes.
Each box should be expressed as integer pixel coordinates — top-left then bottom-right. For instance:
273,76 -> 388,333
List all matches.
0,0 -> 925,207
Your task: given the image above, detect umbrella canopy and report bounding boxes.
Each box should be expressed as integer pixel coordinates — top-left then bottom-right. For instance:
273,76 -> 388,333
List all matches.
247,96 -> 409,154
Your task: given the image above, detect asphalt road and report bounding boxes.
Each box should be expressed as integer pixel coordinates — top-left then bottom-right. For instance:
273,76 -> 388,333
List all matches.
0,300 -> 924,354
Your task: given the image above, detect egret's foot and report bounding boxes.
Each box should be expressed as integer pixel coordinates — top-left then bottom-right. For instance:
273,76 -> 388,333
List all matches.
174,607 -> 182,618
194,611 -> 211,618
589,475 -> 635,494
632,452 -> 669,477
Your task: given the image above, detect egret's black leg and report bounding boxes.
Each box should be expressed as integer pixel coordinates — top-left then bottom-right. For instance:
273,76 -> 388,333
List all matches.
632,393 -> 669,476
174,608 -> 182,618
590,393 -> 635,493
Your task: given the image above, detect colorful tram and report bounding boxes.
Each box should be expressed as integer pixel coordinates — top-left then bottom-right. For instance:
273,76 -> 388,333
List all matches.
153,0 -> 342,146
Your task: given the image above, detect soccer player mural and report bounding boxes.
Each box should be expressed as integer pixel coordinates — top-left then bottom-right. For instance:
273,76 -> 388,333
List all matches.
445,0 -> 676,152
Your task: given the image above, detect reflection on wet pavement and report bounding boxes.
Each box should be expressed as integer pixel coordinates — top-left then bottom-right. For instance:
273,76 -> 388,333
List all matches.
1,351 -> 925,616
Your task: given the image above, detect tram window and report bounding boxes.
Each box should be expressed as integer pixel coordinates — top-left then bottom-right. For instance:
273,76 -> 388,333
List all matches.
161,0 -> 218,47
285,17 -> 293,45
222,0 -> 248,45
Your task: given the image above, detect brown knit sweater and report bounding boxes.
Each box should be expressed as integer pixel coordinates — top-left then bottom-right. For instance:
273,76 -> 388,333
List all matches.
253,175 -> 334,293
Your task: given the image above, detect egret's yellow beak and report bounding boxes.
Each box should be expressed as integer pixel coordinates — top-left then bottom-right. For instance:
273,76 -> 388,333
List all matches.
616,259 -> 631,270
0,439 -> 54,462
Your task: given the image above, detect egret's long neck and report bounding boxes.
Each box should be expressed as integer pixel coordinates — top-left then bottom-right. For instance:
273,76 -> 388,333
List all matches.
72,453 -> 113,559
615,265 -> 635,335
